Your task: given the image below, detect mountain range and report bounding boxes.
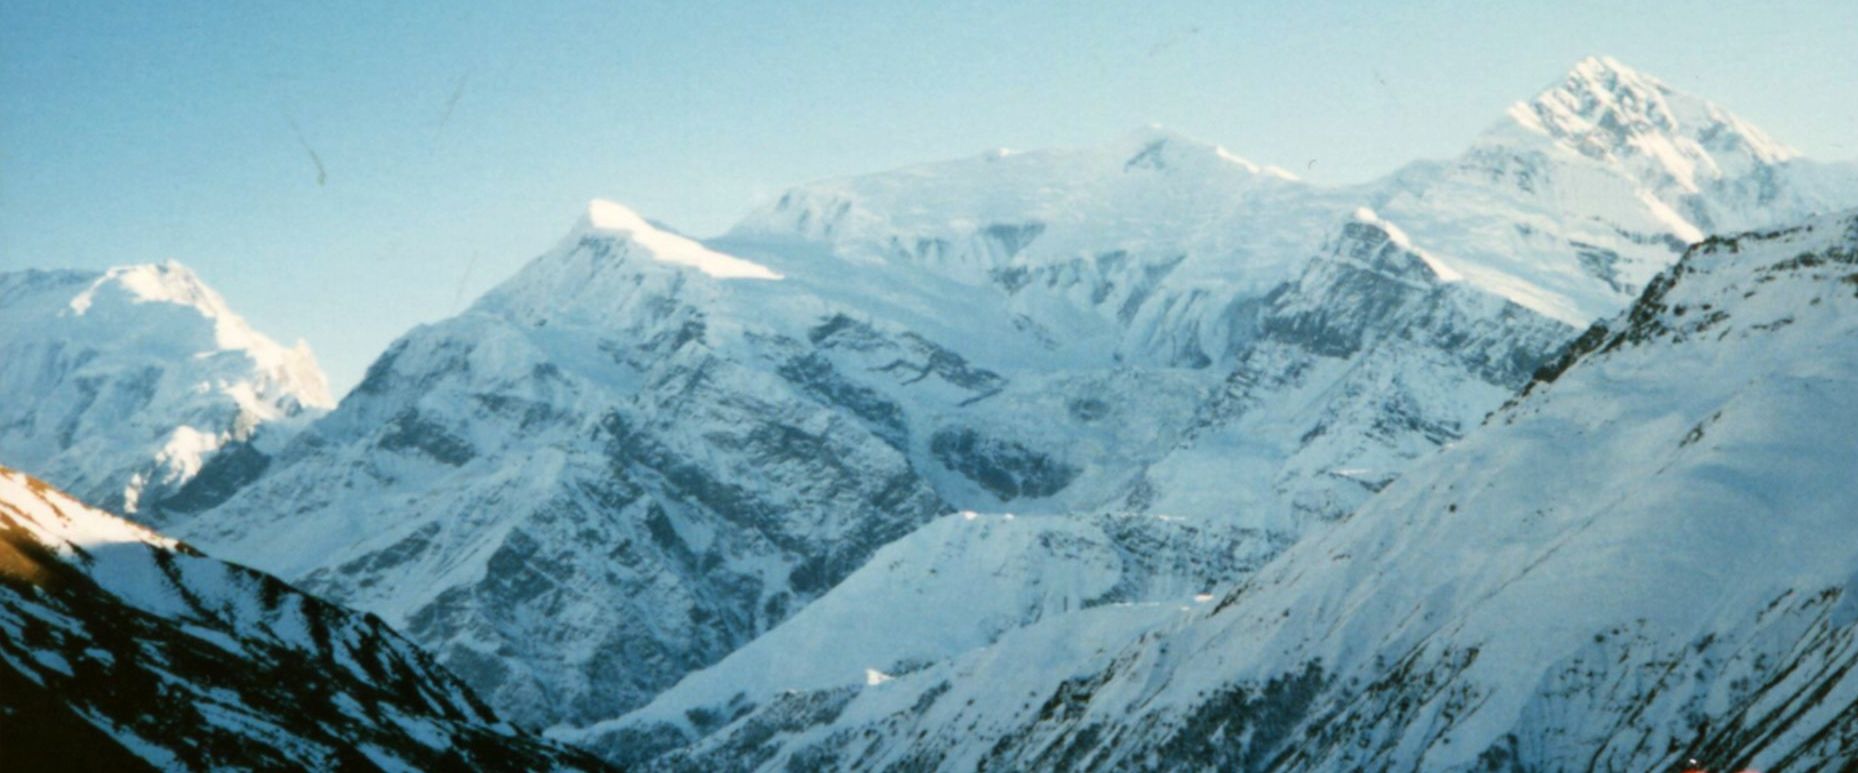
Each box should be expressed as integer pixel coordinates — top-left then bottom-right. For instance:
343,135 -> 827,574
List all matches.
571,208 -> 1858,772
4,56 -> 1856,770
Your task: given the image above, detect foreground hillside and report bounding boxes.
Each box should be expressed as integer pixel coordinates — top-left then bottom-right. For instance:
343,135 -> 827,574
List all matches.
0,466 -> 600,770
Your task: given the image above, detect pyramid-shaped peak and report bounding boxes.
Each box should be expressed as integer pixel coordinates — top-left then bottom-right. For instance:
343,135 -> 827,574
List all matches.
1503,55 -> 1797,169
72,261 -> 229,319
583,198 -> 658,234
1534,55 -> 1678,125
1567,55 -> 1657,84
573,199 -> 782,281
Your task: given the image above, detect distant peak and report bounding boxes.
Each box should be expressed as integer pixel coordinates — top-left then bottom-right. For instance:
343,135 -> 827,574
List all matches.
577,199 -> 783,281
1118,125 -> 1272,176
1554,56 -> 1662,111
1532,54 -> 1675,121
1498,55 -> 1797,181
48,261 -> 335,410
583,199 -> 655,233
1568,54 -> 1647,82
1121,123 -> 1193,145
1118,124 -> 1220,157
71,261 -> 222,317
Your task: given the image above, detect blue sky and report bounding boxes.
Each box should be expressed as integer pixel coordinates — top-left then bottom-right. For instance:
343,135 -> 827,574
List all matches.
4,0 -> 1855,393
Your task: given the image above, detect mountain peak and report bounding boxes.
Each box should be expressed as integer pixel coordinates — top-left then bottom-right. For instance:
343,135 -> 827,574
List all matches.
1119,123 -> 1199,148
1503,56 -> 1797,172
1117,125 -> 1293,179
60,262 -> 333,410
583,198 -> 660,234
69,261 -> 225,318
1567,54 -> 1648,83
1513,55 -> 1678,141
577,199 -> 782,280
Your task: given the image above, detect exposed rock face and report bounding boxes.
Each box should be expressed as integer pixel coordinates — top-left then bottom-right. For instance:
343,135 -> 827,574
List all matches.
0,466 -> 600,770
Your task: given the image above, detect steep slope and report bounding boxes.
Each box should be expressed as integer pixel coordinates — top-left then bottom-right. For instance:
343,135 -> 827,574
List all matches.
1125,209 -> 1572,529
662,211 -> 1858,771
561,510 -> 1276,767
0,262 -> 332,519
562,214 -> 1571,768
175,205 -> 955,728
0,465 -> 599,770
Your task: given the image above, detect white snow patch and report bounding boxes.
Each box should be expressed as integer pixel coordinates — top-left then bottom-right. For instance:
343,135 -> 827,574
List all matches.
1353,207 -> 1464,282
585,200 -> 783,281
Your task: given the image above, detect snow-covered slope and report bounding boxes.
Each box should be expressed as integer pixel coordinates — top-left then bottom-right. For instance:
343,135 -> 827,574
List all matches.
1124,210 -> 1572,529
173,190 -> 1551,734
0,465 -> 599,770
559,510 -> 1277,767
174,207 -> 954,728
0,262 -> 332,519
650,211 -> 1858,771
167,57 -> 1858,745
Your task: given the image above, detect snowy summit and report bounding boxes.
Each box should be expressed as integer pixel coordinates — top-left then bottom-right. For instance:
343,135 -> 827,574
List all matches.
0,262 -> 331,518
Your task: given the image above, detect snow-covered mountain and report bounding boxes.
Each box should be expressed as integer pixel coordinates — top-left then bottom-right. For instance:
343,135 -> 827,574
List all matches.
173,205 -> 954,728
0,464 -> 600,770
589,209 -> 1858,771
0,262 -> 332,520
1367,55 -> 1858,328
727,125 -> 1346,369
1498,56 -> 1855,238
140,56 -> 1858,749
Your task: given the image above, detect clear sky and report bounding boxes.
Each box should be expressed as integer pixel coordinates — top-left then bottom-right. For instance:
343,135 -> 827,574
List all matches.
4,0 -> 1855,394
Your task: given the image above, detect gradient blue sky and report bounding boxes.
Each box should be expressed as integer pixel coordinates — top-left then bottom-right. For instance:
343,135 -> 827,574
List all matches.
4,0 -> 1855,394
